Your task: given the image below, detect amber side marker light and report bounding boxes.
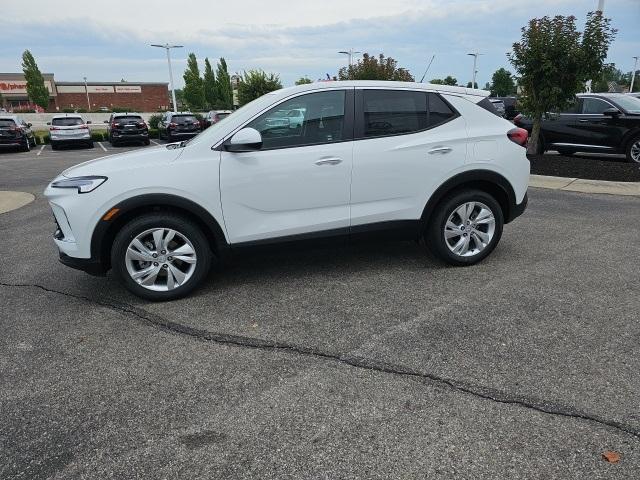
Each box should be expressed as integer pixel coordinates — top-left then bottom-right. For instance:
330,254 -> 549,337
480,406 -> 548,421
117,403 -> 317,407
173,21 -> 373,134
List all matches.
102,208 -> 120,221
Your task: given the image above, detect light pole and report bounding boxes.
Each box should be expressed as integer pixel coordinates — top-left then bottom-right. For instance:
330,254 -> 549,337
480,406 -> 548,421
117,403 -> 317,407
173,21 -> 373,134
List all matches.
151,43 -> 183,113
83,76 -> 91,111
630,56 -> 639,93
339,49 -> 361,68
467,52 -> 482,89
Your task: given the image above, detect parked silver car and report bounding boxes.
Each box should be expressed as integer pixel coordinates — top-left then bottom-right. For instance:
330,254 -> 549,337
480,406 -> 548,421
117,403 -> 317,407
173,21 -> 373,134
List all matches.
48,115 -> 93,150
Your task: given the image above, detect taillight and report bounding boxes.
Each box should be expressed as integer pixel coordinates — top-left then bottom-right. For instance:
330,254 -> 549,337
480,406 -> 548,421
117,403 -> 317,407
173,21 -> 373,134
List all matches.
50,126 -> 59,131
111,122 -> 120,129
138,121 -> 147,128
169,122 -> 177,128
507,127 -> 528,147
79,124 -> 89,130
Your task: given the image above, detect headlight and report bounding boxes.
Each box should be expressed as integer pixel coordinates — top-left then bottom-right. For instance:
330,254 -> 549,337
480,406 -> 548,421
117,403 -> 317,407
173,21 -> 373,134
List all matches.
51,176 -> 107,194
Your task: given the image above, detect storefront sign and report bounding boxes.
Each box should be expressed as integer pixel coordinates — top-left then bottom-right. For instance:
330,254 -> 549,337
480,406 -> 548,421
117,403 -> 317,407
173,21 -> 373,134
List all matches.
115,85 -> 141,93
0,80 -> 53,95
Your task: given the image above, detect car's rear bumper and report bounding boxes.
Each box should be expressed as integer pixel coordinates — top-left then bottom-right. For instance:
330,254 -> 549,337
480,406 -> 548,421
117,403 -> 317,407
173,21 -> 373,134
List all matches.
0,140 -> 23,147
505,192 -> 528,223
111,131 -> 149,141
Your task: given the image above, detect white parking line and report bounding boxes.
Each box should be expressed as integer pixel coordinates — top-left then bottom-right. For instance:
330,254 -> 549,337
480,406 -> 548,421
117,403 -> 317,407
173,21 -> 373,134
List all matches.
97,142 -> 108,152
150,139 -> 161,146
36,145 -> 45,156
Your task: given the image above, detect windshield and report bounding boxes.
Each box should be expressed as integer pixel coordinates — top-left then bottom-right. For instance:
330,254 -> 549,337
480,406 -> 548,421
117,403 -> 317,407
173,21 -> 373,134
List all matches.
612,96 -> 640,114
53,117 -> 83,126
0,119 -> 16,127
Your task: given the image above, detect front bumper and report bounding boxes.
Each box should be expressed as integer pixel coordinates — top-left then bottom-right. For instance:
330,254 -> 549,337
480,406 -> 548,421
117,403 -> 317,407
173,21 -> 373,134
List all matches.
59,252 -> 106,276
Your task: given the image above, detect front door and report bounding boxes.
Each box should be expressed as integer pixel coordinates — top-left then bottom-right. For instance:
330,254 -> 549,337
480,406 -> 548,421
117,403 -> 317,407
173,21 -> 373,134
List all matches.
570,97 -> 621,150
220,89 -> 354,244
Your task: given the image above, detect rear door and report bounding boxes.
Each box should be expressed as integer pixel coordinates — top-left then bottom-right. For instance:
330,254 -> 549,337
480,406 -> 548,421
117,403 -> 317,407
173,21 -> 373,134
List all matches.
350,89 -> 465,226
571,97 -> 623,149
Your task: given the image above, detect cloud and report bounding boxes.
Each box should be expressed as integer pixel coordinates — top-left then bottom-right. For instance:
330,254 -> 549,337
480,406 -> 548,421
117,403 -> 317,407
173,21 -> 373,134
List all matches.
1,0 -> 637,87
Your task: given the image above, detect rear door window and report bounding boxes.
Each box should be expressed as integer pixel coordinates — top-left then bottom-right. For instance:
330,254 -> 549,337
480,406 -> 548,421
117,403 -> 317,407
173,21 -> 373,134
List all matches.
582,98 -> 612,115
52,117 -> 83,126
356,90 -> 457,138
0,119 -> 16,128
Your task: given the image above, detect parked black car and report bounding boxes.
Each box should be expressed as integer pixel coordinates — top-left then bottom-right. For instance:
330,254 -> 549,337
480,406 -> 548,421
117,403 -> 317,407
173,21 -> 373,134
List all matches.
0,115 -> 36,152
105,113 -> 150,146
203,110 -> 232,128
514,93 -> 640,163
497,96 -> 519,120
157,112 -> 201,142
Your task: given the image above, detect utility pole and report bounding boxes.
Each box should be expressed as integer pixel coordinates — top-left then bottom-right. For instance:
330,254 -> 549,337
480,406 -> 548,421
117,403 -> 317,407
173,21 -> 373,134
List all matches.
151,43 -> 183,113
339,49 -> 361,68
83,76 -> 91,111
597,0 -> 605,12
631,56 -> 639,93
467,52 -> 482,88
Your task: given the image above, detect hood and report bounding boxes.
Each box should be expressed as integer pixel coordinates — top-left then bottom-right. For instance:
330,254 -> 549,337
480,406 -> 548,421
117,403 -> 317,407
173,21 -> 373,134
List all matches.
62,144 -> 184,178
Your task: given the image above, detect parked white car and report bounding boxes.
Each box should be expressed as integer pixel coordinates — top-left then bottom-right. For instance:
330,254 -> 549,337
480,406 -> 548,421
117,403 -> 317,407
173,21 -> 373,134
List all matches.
45,81 -> 529,300
48,114 -> 93,150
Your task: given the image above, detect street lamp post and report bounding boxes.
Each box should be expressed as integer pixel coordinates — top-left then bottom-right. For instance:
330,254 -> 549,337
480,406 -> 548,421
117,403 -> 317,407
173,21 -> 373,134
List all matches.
630,56 -> 639,93
151,43 -> 183,113
339,49 -> 361,68
83,76 -> 91,111
467,52 -> 482,89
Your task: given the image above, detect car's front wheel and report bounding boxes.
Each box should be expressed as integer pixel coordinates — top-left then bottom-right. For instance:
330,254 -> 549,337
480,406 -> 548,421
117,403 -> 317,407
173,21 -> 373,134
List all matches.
424,190 -> 504,266
111,213 -> 213,301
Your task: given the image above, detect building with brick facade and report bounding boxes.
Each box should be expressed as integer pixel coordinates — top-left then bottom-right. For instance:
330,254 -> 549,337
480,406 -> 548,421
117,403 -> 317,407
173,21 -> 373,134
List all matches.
0,73 -> 169,112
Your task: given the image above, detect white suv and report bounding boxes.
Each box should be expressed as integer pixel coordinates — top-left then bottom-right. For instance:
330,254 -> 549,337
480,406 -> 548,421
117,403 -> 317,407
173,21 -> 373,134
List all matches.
45,81 -> 529,301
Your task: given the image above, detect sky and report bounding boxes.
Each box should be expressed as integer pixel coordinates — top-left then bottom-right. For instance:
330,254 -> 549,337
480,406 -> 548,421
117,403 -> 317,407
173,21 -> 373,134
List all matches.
1,0 -> 639,88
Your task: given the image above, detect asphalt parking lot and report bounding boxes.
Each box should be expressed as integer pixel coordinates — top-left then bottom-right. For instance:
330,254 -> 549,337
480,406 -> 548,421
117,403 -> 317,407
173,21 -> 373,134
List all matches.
1,145 -> 639,479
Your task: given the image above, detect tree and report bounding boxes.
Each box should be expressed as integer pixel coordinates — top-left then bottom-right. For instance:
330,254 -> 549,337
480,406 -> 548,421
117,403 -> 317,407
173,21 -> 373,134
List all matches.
21,50 -> 50,109
182,53 -> 205,110
508,12 -> 616,153
338,53 -> 414,81
237,70 -> 282,106
466,81 -> 479,88
430,76 -> 457,86
295,77 -> 313,85
214,58 -> 233,109
490,68 -> 516,96
203,58 -> 217,109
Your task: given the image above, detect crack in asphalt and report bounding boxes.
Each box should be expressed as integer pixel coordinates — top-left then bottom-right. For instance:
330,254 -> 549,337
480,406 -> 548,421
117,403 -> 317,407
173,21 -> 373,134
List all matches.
3,281 -> 640,441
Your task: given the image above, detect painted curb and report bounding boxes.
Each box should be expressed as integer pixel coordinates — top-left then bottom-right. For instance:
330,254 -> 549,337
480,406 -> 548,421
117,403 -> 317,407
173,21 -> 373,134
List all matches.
530,175 -> 640,196
0,191 -> 36,214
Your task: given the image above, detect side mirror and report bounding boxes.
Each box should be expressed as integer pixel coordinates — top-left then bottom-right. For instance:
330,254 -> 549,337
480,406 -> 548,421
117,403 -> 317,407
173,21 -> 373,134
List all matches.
86,120 -> 92,124
103,120 -> 109,123
603,107 -> 621,117
226,127 -> 262,152
46,121 -> 51,125
27,123 -> 32,128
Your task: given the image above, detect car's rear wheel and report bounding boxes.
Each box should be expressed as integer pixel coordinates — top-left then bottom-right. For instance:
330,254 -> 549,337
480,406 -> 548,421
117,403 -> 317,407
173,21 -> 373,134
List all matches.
111,213 -> 213,301
20,137 -> 31,152
626,135 -> 640,164
424,190 -> 504,266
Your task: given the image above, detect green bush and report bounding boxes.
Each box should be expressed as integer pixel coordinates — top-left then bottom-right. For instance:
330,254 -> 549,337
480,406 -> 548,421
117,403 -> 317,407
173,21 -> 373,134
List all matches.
62,108 -> 76,113
148,114 -> 163,129
91,131 -> 107,142
148,128 -> 159,138
33,131 -> 50,144
76,108 -> 88,113
110,106 -> 131,113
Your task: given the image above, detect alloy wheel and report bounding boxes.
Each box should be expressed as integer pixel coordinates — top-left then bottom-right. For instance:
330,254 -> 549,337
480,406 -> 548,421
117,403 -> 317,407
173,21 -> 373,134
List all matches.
125,228 -> 197,291
444,201 -> 496,257
631,140 -> 640,163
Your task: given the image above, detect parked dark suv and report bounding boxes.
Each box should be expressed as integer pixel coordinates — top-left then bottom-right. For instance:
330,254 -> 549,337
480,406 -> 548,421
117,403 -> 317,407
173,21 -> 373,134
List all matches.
157,112 -> 201,142
106,113 -> 150,146
514,93 -> 640,163
0,115 -> 36,152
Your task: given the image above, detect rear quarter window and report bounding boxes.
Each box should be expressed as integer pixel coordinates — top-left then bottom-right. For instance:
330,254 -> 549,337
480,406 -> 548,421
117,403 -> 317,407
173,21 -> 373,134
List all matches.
476,98 -> 500,116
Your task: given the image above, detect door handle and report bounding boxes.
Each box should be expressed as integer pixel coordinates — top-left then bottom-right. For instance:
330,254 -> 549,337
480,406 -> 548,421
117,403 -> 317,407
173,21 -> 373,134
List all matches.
315,157 -> 342,166
428,146 -> 452,155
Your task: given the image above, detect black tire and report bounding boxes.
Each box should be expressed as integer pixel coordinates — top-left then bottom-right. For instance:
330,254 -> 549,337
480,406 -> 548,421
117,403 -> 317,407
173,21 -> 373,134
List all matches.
424,189 -> 504,266
111,213 -> 213,301
87,141 -> 94,149
19,137 -> 31,152
51,142 -> 58,150
556,148 -> 576,156
625,134 -> 640,164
